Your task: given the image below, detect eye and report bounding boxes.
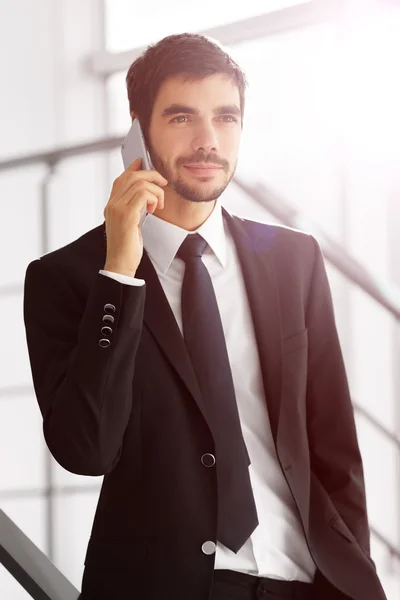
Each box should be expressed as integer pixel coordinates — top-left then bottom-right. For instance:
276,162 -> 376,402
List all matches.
170,115 -> 239,124
170,115 -> 189,124
221,116 -> 239,123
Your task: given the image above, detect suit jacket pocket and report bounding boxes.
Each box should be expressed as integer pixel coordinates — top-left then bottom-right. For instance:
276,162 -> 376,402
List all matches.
282,328 -> 308,356
329,514 -> 354,544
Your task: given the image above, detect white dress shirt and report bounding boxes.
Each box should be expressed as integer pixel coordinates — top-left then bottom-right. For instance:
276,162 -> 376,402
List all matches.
99,196 -> 317,581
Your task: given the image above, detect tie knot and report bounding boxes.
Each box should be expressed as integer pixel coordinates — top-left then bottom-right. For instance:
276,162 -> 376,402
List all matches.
177,233 -> 208,263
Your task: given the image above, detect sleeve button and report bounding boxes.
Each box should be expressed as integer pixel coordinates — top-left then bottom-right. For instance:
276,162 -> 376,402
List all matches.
104,303 -> 116,313
101,326 -> 113,336
102,314 -> 115,324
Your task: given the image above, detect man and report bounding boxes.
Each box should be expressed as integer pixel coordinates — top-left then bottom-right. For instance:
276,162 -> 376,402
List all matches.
23,33 -> 387,600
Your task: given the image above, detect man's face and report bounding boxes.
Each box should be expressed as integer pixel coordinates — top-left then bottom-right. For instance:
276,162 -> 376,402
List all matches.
145,73 -> 242,205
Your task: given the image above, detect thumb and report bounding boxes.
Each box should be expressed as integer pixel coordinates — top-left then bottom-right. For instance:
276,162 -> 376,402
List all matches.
129,157 -> 142,170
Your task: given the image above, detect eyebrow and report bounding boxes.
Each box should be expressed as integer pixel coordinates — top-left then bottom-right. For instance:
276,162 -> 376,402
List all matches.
161,103 -> 241,118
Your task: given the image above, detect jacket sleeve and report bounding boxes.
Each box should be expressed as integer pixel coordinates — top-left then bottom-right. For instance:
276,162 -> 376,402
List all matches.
305,235 -> 372,558
23,258 -> 146,476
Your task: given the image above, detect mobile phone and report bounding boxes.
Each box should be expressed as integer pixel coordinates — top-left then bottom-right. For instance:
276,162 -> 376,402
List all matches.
121,118 -> 154,228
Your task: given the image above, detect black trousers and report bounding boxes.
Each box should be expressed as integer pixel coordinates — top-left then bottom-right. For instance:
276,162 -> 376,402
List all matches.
210,570 -> 316,600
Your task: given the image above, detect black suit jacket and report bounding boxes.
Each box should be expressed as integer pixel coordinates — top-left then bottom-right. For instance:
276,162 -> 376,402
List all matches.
23,207 -> 387,600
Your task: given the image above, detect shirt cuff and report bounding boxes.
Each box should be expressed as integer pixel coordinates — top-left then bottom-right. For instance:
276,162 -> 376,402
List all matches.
99,270 -> 145,287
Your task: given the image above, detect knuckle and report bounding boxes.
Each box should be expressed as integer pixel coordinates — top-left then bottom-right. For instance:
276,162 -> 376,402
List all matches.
125,172 -> 136,185
132,177 -> 145,190
114,173 -> 124,185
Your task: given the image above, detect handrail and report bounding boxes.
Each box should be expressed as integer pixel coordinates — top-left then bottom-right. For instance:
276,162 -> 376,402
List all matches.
0,135 -> 124,172
0,509 -> 79,599
370,522 -> 400,564
353,403 -> 400,451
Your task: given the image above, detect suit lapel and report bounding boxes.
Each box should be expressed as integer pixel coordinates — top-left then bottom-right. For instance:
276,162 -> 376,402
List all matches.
222,207 -> 284,444
135,250 -> 208,421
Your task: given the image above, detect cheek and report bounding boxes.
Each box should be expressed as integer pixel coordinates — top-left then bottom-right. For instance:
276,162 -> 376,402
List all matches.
158,135 -> 183,158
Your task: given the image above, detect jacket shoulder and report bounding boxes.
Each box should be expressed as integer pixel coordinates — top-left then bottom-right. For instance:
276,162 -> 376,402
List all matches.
26,223 -> 105,273
230,212 -> 316,258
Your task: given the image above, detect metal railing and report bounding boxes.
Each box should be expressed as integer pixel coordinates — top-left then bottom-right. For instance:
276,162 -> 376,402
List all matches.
0,509 -> 79,599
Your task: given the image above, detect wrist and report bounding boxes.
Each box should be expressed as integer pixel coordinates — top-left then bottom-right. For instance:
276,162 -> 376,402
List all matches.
103,262 -> 138,278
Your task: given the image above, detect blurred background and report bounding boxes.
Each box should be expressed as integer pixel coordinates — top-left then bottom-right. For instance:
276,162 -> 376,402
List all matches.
1,0 -> 399,598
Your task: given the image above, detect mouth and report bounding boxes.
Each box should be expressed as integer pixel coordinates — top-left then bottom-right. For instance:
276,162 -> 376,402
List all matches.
184,165 -> 223,176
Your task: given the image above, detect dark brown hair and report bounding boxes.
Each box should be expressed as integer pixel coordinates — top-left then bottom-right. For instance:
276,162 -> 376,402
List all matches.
125,33 -> 248,147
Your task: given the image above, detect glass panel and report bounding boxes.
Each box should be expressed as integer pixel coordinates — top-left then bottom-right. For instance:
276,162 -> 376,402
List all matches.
350,288 -> 395,432
108,72 -> 130,135
0,564 -> 34,600
0,165 -> 46,287
0,295 -> 37,389
52,455 -> 103,490
105,0 -> 308,52
0,393 -> 46,491
52,492 -> 100,590
369,537 -> 400,600
356,417 -> 399,550
47,153 -> 110,252
234,22 -> 343,235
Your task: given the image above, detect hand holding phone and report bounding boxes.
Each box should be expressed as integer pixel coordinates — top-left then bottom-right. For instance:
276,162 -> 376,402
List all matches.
103,152 -> 168,277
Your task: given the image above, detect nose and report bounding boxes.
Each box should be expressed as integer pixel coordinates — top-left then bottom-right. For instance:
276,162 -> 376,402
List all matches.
192,123 -> 220,155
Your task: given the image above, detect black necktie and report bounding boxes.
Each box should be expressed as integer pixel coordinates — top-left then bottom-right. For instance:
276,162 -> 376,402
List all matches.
177,233 -> 259,553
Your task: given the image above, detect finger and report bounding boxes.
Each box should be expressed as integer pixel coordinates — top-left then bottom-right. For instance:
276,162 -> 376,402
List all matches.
124,157 -> 167,187
122,180 -> 164,209
105,188 -> 159,219
127,157 -> 142,171
111,158 -> 142,192
117,174 -> 167,203
130,169 -> 168,187
125,190 -> 159,215
127,180 -> 165,207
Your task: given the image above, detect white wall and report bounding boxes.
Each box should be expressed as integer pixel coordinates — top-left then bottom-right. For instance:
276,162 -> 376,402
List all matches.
0,0 -> 106,594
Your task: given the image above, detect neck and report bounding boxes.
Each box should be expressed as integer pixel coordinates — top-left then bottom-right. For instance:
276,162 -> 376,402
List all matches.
153,196 -> 217,232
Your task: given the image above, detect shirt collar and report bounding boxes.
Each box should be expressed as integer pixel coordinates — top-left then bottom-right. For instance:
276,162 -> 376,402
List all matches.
141,195 -> 227,274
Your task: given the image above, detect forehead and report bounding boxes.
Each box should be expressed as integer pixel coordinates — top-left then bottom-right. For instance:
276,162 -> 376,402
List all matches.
154,73 -> 240,108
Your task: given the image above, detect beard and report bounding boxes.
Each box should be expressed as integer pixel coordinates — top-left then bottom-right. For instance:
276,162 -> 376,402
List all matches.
148,146 -> 236,204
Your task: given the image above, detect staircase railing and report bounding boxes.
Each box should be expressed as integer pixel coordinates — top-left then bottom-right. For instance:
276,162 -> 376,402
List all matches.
0,509 -> 79,599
